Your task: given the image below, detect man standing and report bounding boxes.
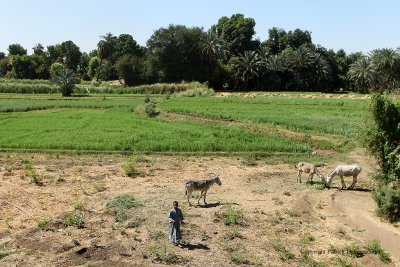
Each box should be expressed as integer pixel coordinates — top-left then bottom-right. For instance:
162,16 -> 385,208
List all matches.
168,201 -> 184,245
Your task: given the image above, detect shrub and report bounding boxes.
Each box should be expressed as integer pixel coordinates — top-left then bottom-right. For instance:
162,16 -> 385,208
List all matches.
49,62 -> 65,78
145,102 -> 160,117
373,186 -> 400,223
63,210 -> 85,228
215,203 -> 244,226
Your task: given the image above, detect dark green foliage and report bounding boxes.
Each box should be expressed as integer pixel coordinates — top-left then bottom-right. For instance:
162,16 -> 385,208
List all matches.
51,68 -> 80,96
7,43 -> 27,56
364,93 -> 400,222
373,186 -> 400,223
115,55 -> 144,86
145,102 -> 160,117
364,93 -> 400,183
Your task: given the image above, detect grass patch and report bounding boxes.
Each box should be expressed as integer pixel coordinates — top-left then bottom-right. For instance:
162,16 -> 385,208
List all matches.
149,241 -> 180,264
215,203 -> 244,226
106,195 -> 143,224
364,240 -> 391,263
344,243 -> 364,258
299,232 -> 315,245
271,235 -> 295,261
63,210 -> 85,228
285,209 -> 300,217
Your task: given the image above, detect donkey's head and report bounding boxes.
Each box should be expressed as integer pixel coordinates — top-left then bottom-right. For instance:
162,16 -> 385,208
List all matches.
212,174 -> 222,186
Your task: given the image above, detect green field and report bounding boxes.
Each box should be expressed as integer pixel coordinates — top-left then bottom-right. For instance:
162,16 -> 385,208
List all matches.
0,93 -> 369,153
160,97 -> 368,137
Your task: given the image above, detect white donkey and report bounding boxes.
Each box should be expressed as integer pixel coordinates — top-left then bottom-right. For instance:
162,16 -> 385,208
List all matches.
325,164 -> 362,190
185,174 -> 222,206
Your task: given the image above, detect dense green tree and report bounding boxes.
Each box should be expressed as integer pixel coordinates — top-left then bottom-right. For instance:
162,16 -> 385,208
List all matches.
51,68 -> 80,96
0,52 -> 6,60
77,52 -> 90,80
263,28 -> 312,55
112,34 -> 145,63
46,41 -> 82,71
147,24 -> 207,82
87,56 -> 100,79
8,43 -> 27,56
210,14 -> 258,57
115,55 -> 144,86
8,55 -> 37,79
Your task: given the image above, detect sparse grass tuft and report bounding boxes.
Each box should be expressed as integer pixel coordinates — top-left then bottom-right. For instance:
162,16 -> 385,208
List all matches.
285,209 -> 300,217
299,232 -> 315,245
106,194 -> 143,224
344,243 -> 364,258
364,240 -> 391,263
271,235 -> 295,261
37,218 -> 52,229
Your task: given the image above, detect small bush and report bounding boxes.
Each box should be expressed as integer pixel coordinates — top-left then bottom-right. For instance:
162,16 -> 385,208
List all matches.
63,210 -> 85,228
215,203 -> 244,226
373,186 -> 400,223
179,86 -> 215,97
122,155 -> 140,177
145,102 -> 160,117
150,241 -> 179,264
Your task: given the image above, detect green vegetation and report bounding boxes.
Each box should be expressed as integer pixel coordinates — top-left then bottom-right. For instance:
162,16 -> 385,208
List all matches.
364,240 -> 391,263
271,235 -> 295,261
106,195 -> 142,223
160,97 -> 366,137
215,203 -> 245,226
364,93 -> 400,223
63,210 -> 85,228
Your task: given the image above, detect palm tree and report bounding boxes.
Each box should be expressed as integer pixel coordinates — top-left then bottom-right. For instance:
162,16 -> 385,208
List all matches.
199,31 -> 227,62
370,48 -> 399,91
96,33 -> 115,81
236,50 -> 261,90
347,57 -> 376,93
51,68 -> 80,96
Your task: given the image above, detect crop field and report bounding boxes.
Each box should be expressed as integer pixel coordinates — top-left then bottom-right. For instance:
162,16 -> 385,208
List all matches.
1,92 -> 399,267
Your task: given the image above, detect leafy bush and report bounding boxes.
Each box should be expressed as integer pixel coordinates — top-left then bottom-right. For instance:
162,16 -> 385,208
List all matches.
145,102 -> 160,117
373,186 -> 400,222
364,93 -> 400,184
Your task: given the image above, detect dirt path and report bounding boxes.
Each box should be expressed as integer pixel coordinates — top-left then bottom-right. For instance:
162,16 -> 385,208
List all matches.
321,150 -> 400,264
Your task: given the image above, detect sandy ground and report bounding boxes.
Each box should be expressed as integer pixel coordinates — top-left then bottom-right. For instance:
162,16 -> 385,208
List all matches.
0,153 -> 399,267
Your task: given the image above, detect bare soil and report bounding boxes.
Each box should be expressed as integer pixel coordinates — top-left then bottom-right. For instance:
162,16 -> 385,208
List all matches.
0,153 -> 399,266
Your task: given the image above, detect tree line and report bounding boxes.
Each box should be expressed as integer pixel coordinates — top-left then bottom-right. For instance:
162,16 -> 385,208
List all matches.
1,14 -> 399,92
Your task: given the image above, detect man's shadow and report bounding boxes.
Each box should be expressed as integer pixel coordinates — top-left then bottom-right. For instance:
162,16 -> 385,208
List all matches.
179,242 -> 210,250
197,202 -> 240,208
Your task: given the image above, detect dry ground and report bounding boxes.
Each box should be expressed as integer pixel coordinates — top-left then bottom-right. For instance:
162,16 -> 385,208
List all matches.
0,153 -> 399,267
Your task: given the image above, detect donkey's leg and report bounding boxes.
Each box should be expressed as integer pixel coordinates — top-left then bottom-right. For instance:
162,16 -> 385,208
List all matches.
203,190 -> 208,205
340,176 -> 347,189
187,190 -> 192,207
349,175 -> 357,189
198,191 -> 204,205
298,170 -> 302,183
